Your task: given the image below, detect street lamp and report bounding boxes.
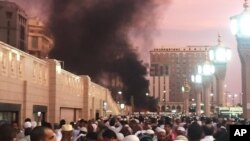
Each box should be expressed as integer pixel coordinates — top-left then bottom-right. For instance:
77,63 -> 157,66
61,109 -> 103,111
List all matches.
197,61 -> 215,76
163,90 -> 166,104
210,93 -> 215,113
191,74 -> 203,116
197,61 -> 215,117
210,93 -> 214,104
103,101 -> 107,116
209,34 -> 232,106
118,91 -> 122,95
120,103 -> 125,115
230,0 -> 250,119
118,91 -> 122,103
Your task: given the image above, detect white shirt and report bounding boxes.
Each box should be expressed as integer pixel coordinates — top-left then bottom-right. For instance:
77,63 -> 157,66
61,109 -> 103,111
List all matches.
18,135 -> 30,141
55,129 -> 62,141
200,135 -> 215,141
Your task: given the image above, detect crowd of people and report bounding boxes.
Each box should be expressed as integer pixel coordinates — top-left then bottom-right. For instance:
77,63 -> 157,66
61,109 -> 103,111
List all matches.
0,114 -> 248,141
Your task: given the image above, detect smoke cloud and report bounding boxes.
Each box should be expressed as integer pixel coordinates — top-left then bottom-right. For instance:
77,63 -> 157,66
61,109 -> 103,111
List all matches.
11,0 -> 170,108
8,0 -> 51,22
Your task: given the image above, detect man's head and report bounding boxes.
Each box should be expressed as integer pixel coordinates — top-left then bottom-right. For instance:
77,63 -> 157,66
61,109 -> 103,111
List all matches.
164,122 -> 173,133
61,124 -> 73,140
176,126 -> 186,135
0,124 -> 17,141
157,131 -> 166,141
59,119 -> 66,128
202,124 -> 214,136
11,121 -> 19,130
102,129 -> 117,141
187,122 -> 203,141
30,126 -> 56,141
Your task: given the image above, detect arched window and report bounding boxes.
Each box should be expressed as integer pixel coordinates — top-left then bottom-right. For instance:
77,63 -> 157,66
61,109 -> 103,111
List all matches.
172,105 -> 176,109
177,105 -> 181,112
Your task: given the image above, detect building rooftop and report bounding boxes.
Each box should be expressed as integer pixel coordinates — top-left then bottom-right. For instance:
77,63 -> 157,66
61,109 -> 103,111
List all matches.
0,0 -> 27,16
150,45 -> 211,52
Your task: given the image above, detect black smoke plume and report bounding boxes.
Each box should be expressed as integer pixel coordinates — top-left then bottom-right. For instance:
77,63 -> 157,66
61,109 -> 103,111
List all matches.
9,0 -> 167,109
47,0 -> 160,108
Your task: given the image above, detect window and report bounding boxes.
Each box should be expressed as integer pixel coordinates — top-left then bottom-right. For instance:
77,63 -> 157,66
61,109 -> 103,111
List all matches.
0,112 -> 18,123
7,21 -> 10,43
6,12 -> 13,19
160,66 -> 163,75
19,41 -> 25,51
20,25 -> 25,40
32,36 -> 38,48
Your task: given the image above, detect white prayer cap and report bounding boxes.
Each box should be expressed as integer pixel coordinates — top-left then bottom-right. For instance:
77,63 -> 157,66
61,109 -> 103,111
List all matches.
197,121 -> 202,126
122,135 -> 140,141
61,124 -> 73,131
24,121 -> 32,129
117,133 -> 124,141
146,129 -> 154,135
177,126 -> 185,132
80,127 -> 88,132
134,119 -> 139,124
155,127 -> 166,133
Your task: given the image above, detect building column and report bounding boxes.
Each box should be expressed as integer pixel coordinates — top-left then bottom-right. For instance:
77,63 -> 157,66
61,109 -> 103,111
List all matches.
203,81 -> 211,117
22,80 -> 28,123
184,93 -> 189,115
216,78 -> 225,107
46,59 -> 59,124
196,91 -> 201,116
241,60 -> 250,119
214,64 -> 226,107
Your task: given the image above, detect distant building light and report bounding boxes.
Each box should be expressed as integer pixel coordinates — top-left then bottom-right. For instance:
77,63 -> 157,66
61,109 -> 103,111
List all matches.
120,104 -> 125,109
172,110 -> 176,113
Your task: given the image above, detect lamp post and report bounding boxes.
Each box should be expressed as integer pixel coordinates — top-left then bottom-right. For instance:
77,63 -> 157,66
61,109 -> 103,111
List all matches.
240,92 -> 243,106
210,93 -> 214,104
230,0 -> 250,119
198,61 -> 215,117
228,94 -> 232,106
225,91 -> 230,106
103,101 -> 107,116
191,74 -> 202,116
181,79 -> 191,116
163,90 -> 166,100
118,91 -> 122,103
120,103 -> 125,115
210,93 -> 214,114
209,35 -> 232,107
233,94 -> 238,106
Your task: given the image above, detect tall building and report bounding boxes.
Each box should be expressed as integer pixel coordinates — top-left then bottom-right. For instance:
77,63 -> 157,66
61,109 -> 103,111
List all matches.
27,17 -> 54,58
0,1 -> 28,51
149,46 -> 209,111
